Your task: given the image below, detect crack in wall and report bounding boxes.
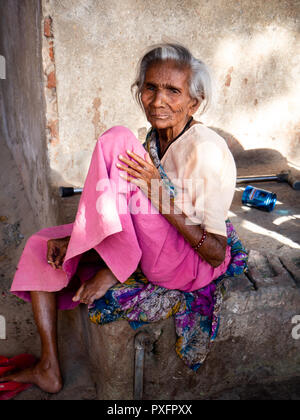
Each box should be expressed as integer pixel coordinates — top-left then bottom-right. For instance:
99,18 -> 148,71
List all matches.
278,257 -> 300,289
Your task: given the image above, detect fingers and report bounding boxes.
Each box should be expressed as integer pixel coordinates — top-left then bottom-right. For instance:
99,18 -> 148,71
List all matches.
48,261 -> 57,270
47,242 -> 58,267
119,172 -> 147,190
47,239 -> 68,270
117,155 -> 143,176
116,162 -> 140,178
118,150 -> 151,171
47,252 -> 58,270
54,253 -> 64,269
47,253 -> 60,270
126,150 -> 151,168
117,152 -> 153,190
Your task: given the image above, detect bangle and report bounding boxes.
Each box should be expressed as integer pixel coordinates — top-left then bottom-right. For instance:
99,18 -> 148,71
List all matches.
193,229 -> 207,250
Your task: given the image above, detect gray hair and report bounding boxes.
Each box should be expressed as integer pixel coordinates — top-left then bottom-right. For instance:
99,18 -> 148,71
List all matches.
132,43 -> 212,115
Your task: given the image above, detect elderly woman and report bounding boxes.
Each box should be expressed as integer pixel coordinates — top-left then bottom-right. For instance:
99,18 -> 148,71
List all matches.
2,44 -> 237,394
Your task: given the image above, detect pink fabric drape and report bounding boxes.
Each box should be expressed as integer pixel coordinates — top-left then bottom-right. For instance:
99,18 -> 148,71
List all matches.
11,126 -> 231,310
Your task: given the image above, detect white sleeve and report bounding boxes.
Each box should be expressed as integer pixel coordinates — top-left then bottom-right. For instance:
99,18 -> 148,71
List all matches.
174,140 -> 236,236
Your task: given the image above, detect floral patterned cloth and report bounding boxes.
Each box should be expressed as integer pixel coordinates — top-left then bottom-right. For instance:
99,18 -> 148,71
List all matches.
89,219 -> 248,371
88,132 -> 248,370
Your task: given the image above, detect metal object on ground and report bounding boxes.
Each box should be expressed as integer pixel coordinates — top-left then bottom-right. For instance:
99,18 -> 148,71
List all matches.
237,170 -> 300,190
134,331 -> 156,401
59,169 -> 300,197
59,187 -> 83,197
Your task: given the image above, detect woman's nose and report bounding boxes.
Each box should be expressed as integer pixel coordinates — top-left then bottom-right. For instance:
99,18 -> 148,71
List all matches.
151,90 -> 166,107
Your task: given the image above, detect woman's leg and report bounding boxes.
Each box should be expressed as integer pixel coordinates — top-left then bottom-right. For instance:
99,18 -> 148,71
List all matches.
0,291 -> 63,394
1,250 -> 115,394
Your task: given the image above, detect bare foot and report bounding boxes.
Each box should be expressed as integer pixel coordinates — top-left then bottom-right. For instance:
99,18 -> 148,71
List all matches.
0,359 -> 63,394
72,267 -> 118,306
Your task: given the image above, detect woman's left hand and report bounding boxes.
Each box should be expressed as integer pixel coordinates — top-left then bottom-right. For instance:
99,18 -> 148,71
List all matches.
116,150 -> 161,197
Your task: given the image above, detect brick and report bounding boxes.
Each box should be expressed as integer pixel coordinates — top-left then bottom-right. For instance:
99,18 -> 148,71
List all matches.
47,71 -> 56,89
44,16 -> 53,38
47,119 -> 59,140
49,41 -> 54,62
225,73 -> 231,87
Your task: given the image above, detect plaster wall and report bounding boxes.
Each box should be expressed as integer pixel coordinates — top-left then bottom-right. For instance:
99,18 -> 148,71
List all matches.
0,0 -> 58,228
44,0 -> 299,190
0,0 -> 299,226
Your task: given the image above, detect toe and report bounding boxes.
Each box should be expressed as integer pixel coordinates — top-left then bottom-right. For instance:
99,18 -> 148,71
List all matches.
72,284 -> 85,302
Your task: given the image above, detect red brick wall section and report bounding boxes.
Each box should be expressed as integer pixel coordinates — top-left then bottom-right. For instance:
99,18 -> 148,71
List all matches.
43,15 -> 59,147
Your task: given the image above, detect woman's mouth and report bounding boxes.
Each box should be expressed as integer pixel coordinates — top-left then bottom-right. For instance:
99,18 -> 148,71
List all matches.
150,114 -> 170,119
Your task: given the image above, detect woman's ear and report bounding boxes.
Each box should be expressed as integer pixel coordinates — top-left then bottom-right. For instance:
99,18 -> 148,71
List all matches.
189,97 -> 201,115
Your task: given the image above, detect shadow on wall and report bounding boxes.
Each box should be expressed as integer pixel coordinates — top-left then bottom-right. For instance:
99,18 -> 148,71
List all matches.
210,126 -> 296,175
210,20 -> 299,167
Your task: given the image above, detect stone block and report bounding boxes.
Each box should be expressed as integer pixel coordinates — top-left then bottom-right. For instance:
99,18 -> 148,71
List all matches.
79,250 -> 300,399
78,251 -> 300,400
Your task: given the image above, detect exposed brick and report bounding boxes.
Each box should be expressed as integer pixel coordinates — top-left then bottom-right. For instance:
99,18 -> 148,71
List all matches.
47,71 -> 56,89
225,66 -> 234,87
47,119 -> 58,137
44,16 -> 53,38
49,41 -> 54,62
47,119 -> 59,145
225,73 -> 231,87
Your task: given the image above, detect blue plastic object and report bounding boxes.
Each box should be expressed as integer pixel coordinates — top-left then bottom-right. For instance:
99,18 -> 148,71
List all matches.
242,185 -> 277,212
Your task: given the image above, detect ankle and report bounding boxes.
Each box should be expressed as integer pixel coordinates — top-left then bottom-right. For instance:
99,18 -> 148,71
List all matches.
39,354 -> 60,372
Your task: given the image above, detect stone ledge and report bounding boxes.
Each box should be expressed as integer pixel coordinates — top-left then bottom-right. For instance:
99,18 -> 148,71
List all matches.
79,250 -> 300,400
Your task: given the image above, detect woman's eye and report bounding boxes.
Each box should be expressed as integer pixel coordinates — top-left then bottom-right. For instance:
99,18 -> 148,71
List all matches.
169,88 -> 180,94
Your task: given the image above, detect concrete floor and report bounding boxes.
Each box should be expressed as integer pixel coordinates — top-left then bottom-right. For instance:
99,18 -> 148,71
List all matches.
0,135 -> 299,400
231,182 -> 300,285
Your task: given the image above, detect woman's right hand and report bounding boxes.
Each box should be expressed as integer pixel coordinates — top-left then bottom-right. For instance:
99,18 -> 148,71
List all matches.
47,236 -> 71,270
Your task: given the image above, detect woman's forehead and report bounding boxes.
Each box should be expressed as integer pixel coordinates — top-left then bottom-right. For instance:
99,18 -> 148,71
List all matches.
145,60 -> 190,86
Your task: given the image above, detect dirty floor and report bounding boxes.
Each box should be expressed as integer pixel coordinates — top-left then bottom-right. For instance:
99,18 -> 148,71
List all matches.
0,135 -> 299,400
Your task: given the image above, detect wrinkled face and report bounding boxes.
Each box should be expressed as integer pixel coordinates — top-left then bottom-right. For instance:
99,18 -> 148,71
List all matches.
141,60 -> 199,133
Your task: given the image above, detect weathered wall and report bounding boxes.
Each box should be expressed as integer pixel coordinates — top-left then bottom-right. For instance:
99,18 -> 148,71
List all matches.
0,0 -> 58,228
43,0 -> 299,190
0,0 -> 299,225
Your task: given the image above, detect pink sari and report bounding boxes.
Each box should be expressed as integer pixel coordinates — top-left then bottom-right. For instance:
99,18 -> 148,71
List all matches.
11,126 -> 231,310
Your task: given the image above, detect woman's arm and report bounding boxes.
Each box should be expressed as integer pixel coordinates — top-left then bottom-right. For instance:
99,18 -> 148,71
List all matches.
148,179 -> 227,267
156,184 -> 227,267
117,151 -> 227,268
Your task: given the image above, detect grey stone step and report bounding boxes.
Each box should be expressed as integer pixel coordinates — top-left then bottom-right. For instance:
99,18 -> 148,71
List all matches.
78,249 -> 300,400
